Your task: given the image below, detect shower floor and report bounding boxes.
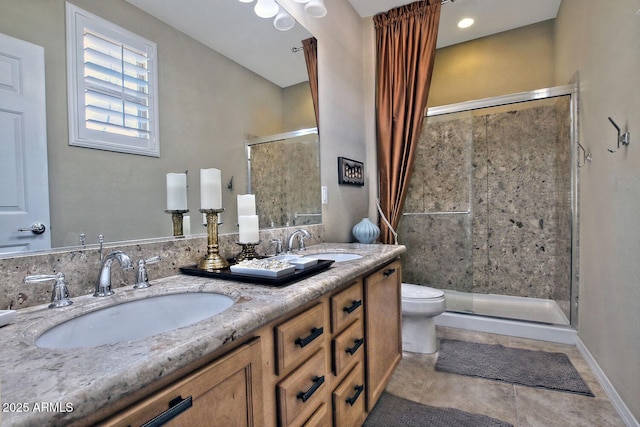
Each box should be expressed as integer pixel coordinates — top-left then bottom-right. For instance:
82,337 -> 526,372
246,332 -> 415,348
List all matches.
444,290 -> 570,326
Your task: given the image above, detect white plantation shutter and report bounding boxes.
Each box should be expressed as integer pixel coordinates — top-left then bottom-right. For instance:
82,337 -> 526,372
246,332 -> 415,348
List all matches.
66,3 -> 159,157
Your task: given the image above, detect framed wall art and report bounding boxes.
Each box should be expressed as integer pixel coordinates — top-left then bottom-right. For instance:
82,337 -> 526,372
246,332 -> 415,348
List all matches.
338,157 -> 364,186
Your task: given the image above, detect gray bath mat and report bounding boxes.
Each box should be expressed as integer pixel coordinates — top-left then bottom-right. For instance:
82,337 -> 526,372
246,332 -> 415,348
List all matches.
364,392 -> 512,427
435,339 -> 594,396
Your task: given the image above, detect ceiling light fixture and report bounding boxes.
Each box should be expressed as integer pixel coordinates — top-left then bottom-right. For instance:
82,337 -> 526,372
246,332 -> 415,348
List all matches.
305,0 -> 327,18
273,7 -> 296,31
254,0 -> 279,18
457,17 -> 474,29
239,0 -> 326,32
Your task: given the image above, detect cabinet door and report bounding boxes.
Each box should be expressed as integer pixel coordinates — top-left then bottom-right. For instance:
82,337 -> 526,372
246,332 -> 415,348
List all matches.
364,261 -> 402,411
104,338 -> 263,427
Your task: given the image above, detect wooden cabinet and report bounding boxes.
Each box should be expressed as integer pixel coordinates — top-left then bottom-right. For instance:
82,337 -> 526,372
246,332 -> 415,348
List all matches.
364,260 -> 402,411
329,280 -> 367,427
96,257 -> 402,427
102,338 -> 263,427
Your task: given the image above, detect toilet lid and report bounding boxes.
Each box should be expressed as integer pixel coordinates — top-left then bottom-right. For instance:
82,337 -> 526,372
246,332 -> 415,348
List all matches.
402,283 -> 444,299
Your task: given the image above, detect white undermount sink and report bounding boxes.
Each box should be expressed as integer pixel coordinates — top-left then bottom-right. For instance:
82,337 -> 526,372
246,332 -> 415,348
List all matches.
35,292 -> 234,349
304,252 -> 363,262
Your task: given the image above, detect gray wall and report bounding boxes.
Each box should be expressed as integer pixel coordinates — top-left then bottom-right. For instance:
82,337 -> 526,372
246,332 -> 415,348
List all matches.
279,0 -> 370,242
555,0 -> 640,421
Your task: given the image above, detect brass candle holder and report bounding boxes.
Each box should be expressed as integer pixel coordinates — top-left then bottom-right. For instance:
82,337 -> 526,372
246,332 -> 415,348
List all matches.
165,209 -> 189,237
198,208 -> 229,271
234,241 -> 260,263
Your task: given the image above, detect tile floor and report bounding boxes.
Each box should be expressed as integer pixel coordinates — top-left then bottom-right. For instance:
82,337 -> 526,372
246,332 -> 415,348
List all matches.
384,326 -> 626,427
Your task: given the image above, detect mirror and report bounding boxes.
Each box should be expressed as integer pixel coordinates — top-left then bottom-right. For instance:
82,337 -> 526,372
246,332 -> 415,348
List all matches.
247,128 -> 321,228
0,0 -> 319,255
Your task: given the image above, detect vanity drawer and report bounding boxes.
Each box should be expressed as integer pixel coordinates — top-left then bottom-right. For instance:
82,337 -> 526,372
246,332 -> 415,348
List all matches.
277,349 -> 328,427
330,280 -> 363,333
332,363 -> 366,427
302,402 -> 330,427
332,319 -> 364,377
275,303 -> 326,375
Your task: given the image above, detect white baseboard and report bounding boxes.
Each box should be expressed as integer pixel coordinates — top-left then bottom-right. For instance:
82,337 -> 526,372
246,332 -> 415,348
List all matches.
575,337 -> 639,427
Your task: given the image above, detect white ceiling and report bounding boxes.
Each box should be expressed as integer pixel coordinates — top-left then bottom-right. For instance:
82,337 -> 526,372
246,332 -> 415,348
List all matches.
350,0 -> 562,48
127,0 -> 561,88
127,0 -> 312,88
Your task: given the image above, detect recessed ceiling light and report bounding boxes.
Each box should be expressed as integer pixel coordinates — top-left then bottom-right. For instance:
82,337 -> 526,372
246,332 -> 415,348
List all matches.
458,18 -> 474,29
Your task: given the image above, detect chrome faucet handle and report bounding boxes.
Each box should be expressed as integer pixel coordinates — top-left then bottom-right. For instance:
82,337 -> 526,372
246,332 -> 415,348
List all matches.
298,234 -> 309,251
134,256 -> 162,289
98,234 -> 104,262
24,272 -> 73,309
270,239 -> 283,255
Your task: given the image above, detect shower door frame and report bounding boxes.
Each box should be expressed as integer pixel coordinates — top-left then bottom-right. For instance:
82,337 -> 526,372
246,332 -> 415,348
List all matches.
425,84 -> 579,327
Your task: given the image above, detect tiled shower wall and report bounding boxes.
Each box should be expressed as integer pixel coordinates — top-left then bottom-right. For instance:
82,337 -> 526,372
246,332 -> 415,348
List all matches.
250,134 -> 321,228
399,98 -> 572,303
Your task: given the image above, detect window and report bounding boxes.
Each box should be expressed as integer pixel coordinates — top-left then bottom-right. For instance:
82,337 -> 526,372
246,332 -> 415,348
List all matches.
66,2 -> 159,157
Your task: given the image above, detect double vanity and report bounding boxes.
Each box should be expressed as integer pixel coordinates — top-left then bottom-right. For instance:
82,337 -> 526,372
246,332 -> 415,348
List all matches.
0,243 -> 405,426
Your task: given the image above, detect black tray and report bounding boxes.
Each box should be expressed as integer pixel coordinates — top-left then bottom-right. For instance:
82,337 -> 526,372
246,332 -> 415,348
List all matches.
179,259 -> 335,287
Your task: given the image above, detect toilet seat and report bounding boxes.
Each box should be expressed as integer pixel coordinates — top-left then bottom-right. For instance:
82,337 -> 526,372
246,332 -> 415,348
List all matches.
401,283 -> 444,300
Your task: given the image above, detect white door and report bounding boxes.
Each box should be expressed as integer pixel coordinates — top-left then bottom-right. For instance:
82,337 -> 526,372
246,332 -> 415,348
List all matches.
0,33 -> 51,254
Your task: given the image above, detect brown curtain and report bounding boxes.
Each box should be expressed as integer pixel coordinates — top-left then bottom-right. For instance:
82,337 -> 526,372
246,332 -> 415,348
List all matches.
374,1 -> 441,244
302,37 -> 320,129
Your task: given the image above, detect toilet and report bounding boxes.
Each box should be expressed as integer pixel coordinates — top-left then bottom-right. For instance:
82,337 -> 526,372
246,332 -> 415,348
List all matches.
401,283 -> 446,354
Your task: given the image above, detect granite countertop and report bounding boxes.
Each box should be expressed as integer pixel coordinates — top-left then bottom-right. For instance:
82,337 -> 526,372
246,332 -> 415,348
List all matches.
0,243 -> 405,426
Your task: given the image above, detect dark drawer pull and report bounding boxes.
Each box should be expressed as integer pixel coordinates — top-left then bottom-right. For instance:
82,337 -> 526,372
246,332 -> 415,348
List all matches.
297,375 -> 325,403
383,268 -> 397,277
345,338 -> 364,355
343,299 -> 362,314
140,395 -> 193,427
345,385 -> 364,406
295,327 -> 324,348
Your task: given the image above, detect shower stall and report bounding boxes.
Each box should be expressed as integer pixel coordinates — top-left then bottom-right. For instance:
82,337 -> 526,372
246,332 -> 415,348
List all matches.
398,85 -> 579,327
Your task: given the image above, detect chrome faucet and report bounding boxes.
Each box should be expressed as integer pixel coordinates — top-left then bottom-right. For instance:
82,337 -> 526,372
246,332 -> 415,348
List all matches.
287,229 -> 311,252
94,251 -> 134,297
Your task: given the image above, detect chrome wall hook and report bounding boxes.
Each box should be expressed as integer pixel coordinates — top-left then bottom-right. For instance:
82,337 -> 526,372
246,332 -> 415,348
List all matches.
607,117 -> 630,153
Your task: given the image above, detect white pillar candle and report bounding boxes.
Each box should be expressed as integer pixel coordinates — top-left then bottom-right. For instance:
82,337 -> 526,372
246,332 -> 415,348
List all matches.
200,168 -> 222,209
166,173 -> 187,211
238,215 -> 259,243
183,215 -> 191,235
237,194 -> 256,218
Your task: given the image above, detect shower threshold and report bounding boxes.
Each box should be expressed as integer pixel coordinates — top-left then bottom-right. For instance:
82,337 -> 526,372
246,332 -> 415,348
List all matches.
443,290 -> 570,326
